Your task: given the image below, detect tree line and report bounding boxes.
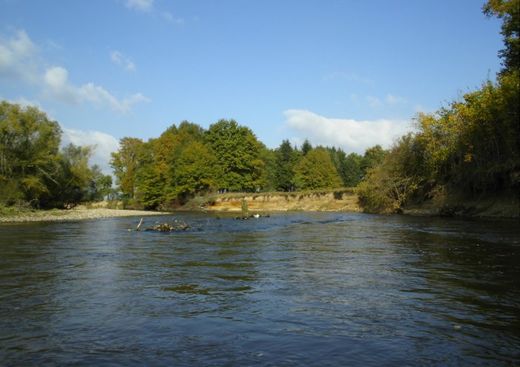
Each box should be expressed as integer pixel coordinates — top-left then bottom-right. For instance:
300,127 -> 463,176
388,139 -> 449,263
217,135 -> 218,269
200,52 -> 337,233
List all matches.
110,119 -> 386,209
2,0 -> 515,213
0,102 -> 385,210
0,102 -> 112,209
358,0 -> 519,213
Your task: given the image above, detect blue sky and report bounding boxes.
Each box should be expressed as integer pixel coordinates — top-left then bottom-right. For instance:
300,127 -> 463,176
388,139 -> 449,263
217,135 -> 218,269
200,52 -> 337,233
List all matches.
0,0 -> 503,172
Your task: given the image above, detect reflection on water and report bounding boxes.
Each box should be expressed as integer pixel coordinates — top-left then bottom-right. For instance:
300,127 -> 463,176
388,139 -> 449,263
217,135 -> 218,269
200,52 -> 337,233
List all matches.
0,213 -> 519,366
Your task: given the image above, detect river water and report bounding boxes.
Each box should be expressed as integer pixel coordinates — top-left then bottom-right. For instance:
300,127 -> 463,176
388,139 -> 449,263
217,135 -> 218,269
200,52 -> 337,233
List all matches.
0,212 -> 519,366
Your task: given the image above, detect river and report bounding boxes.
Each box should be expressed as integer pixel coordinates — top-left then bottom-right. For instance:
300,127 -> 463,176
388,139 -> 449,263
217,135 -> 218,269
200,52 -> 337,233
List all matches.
0,212 -> 519,366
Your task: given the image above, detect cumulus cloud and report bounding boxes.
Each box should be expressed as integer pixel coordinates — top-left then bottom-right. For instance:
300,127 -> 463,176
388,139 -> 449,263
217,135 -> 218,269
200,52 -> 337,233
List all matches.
110,50 -> 136,72
284,109 -> 413,153
126,0 -> 154,12
0,29 -> 39,83
43,66 -> 149,113
62,128 -> 119,174
1,29 -> 148,113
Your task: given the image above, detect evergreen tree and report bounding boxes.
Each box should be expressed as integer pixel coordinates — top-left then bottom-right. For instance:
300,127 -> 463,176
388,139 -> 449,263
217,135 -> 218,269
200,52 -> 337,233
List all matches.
274,140 -> 297,191
301,139 -> 313,156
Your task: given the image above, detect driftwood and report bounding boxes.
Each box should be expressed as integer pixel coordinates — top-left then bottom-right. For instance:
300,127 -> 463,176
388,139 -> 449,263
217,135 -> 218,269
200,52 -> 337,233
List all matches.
234,213 -> 270,220
135,218 -> 190,232
136,218 -> 144,231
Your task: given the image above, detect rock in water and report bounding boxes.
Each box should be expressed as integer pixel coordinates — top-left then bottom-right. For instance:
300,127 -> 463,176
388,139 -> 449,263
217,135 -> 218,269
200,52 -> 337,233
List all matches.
144,220 -> 190,232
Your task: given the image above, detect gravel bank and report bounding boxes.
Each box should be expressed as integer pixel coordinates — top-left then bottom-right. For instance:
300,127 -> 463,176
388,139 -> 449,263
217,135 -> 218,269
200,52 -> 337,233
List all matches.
0,208 -> 167,223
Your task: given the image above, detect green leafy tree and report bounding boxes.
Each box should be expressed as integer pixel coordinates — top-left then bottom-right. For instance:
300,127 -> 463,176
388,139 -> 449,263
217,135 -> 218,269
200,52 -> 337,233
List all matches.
169,141 -> 220,201
361,145 -> 387,176
86,165 -> 113,201
110,137 -> 144,199
259,147 -> 277,192
0,101 -> 62,207
358,135 -> 425,213
205,119 -> 265,191
52,144 -> 94,206
294,148 -> 342,190
133,140 -> 165,209
342,152 -> 364,187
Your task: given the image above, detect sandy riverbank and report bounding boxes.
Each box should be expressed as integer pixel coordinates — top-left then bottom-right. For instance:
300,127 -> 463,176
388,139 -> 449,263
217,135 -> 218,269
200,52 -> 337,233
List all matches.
198,189 -> 361,213
0,208 -> 167,223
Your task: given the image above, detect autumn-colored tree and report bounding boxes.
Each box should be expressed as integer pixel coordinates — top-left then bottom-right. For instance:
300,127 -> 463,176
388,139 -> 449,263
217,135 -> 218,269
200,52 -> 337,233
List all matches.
294,148 -> 342,190
110,137 -> 144,199
358,1 -> 520,213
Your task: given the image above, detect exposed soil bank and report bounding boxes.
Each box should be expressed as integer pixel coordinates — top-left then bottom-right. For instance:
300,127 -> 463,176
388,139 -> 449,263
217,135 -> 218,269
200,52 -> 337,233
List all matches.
0,208 -> 167,223
199,189 -> 362,213
191,188 -> 518,219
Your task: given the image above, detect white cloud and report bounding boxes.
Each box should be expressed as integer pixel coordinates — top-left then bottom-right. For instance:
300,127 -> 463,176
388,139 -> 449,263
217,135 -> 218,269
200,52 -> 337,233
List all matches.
62,128 -> 119,174
110,50 -> 136,72
284,109 -> 413,153
0,29 -> 39,83
44,66 -> 78,103
43,66 -> 149,113
1,29 -> 148,113
126,0 -> 153,12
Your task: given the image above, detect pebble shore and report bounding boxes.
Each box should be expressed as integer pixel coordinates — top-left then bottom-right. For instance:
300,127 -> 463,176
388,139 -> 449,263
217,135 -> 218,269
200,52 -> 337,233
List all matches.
0,208 -> 166,223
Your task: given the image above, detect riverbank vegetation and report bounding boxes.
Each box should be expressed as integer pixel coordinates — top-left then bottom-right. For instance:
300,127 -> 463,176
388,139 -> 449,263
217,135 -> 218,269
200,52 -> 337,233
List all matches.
1,0 -> 517,218
0,102 -> 113,209
0,100 -> 383,212
358,0 -> 519,214
109,121 -> 386,210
